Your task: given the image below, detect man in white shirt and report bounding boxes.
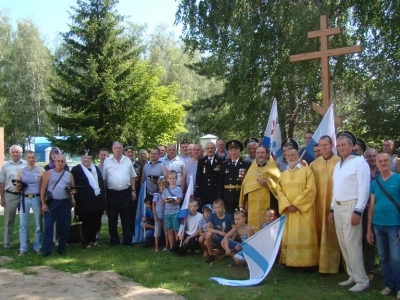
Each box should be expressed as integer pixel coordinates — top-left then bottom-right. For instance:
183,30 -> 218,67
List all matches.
329,131 -> 370,292
162,144 -> 184,186
0,145 -> 27,249
103,142 -> 137,246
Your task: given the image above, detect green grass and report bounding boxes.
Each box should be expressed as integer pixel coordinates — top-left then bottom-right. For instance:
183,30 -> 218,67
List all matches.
0,215 -> 391,300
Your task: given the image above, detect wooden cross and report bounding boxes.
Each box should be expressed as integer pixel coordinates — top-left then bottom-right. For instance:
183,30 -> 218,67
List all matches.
290,15 -> 362,126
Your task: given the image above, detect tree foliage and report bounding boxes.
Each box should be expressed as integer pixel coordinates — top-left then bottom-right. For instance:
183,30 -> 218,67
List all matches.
0,14 -> 53,147
49,0 -> 187,154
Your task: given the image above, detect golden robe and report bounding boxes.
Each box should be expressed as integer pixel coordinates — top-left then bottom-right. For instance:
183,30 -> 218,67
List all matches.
310,155 -> 341,273
277,166 -> 319,267
239,158 -> 280,231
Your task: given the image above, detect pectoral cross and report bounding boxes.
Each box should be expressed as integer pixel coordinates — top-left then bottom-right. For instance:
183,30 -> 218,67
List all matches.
290,15 -> 362,126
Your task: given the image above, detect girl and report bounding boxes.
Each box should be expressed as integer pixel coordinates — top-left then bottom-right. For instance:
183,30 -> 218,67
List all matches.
222,208 -> 255,266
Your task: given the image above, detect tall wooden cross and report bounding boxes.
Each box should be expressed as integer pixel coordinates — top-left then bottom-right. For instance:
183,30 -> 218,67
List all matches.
290,15 -> 362,126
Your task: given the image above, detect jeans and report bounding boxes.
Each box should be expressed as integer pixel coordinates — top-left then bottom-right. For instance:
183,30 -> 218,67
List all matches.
374,224 -> 400,291
42,199 -> 72,255
145,229 -> 155,245
19,196 -> 43,252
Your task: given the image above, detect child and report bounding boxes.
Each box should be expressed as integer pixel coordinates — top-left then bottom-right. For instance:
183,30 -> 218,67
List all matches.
153,177 -> 166,252
261,208 -> 278,229
142,197 -> 155,247
176,199 -> 204,252
222,209 -> 255,267
199,204 -> 212,257
204,199 -> 235,263
162,170 -> 183,251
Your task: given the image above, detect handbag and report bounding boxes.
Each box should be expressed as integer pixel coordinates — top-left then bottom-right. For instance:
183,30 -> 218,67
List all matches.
68,209 -> 83,244
376,177 -> 400,214
46,170 -> 66,202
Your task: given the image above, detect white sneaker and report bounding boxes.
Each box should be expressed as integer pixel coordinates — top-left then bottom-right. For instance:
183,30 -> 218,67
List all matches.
338,278 -> 355,286
381,287 -> 393,295
349,283 -> 369,292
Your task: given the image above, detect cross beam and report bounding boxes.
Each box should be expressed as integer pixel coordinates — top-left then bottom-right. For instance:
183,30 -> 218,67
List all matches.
290,15 -> 363,126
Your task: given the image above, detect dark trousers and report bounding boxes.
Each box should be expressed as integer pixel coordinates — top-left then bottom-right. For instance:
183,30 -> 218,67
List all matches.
362,205 -> 376,273
42,199 -> 72,254
79,209 -> 103,246
107,188 -> 133,245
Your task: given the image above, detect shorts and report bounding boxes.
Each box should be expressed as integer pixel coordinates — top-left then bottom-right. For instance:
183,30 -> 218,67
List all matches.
212,234 -> 225,246
164,212 -> 180,231
154,219 -> 164,237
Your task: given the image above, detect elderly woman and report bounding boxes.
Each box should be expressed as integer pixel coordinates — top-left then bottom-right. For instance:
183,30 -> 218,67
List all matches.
71,150 -> 105,248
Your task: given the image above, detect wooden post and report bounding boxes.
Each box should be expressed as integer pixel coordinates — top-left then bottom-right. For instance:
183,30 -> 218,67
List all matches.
290,15 -> 363,126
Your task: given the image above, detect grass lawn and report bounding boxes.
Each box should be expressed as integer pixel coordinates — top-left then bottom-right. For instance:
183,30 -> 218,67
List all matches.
0,215 -> 390,300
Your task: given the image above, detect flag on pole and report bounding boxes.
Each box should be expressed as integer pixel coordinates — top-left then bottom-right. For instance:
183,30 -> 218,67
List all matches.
210,215 -> 286,287
263,99 -> 283,163
133,181 -> 147,243
178,175 -> 194,236
304,104 -> 337,159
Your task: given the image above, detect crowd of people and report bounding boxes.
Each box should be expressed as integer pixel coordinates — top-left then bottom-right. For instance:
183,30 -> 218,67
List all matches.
0,134 -> 399,297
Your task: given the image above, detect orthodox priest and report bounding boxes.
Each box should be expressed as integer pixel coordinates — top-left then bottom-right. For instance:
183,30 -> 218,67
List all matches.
277,149 -> 319,267
309,135 -> 341,273
239,146 -> 280,231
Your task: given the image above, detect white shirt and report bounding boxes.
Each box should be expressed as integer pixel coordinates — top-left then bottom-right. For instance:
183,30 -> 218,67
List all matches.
163,156 -> 184,185
332,155 -> 370,212
186,212 -> 204,236
103,155 -> 137,190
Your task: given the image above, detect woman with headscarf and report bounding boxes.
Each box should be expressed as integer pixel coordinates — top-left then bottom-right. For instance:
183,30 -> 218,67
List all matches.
44,147 -> 70,171
70,149 -> 105,248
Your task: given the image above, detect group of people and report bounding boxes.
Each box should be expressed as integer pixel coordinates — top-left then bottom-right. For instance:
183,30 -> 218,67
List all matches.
0,134 -> 399,297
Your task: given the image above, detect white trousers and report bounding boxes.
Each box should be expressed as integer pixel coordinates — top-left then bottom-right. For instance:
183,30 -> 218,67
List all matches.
334,200 -> 369,285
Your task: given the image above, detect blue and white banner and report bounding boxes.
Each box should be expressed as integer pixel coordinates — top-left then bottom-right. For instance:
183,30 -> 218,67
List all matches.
178,175 -> 194,236
263,99 -> 283,163
133,181 -> 147,243
304,104 -> 337,159
210,215 -> 286,287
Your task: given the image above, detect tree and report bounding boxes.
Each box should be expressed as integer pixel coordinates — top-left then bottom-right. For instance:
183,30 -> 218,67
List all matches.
49,0 -> 159,154
0,15 -> 53,146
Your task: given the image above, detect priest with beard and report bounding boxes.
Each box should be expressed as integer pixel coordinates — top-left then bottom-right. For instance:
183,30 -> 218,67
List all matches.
239,146 -> 280,231
277,148 -> 319,267
309,135 -> 341,273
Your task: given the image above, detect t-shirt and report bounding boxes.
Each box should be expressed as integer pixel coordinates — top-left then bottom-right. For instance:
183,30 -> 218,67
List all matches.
162,185 -> 183,215
152,192 -> 164,219
145,208 -> 155,227
200,217 -> 208,233
370,173 -> 400,226
208,212 -> 234,234
186,212 -> 204,235
261,222 -> 269,229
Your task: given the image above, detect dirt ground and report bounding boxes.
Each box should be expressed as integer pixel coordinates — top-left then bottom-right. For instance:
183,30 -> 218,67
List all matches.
0,256 -> 185,300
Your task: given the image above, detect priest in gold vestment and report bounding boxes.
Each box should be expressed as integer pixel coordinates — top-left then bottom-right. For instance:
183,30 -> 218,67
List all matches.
310,136 -> 341,273
277,149 -> 319,267
239,146 -> 280,231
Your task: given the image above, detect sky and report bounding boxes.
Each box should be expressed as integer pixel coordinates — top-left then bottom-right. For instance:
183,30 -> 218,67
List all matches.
1,0 -> 182,48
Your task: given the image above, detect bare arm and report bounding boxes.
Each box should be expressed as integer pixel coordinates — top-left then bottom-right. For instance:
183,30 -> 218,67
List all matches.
40,171 -> 50,212
366,194 -> 375,245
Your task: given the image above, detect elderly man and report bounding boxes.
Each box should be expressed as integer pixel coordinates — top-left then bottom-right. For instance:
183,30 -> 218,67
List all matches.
244,138 -> 258,163
277,149 -> 318,267
40,154 -> 75,256
195,142 -> 222,208
328,131 -> 370,292
181,144 -> 202,193
217,140 -> 251,215
141,148 -> 163,197
239,146 -> 280,231
367,152 -> 400,298
382,139 -> 400,173
158,145 -> 166,159
162,144 -> 185,186
103,142 -> 137,246
179,140 -> 191,163
215,138 -> 228,159
310,135 -> 341,273
187,144 -> 194,158
0,145 -> 27,249
278,139 -> 298,172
